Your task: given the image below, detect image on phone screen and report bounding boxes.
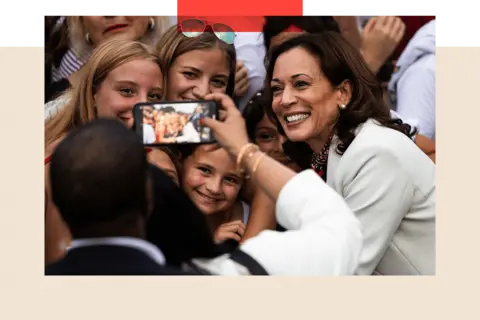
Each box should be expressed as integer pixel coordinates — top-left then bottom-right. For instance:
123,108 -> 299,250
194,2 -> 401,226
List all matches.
134,101 -> 217,145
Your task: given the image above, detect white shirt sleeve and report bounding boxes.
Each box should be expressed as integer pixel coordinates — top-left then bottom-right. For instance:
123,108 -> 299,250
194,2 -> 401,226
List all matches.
191,170 -> 363,276
395,55 -> 436,140
237,170 -> 363,275
234,32 -> 267,112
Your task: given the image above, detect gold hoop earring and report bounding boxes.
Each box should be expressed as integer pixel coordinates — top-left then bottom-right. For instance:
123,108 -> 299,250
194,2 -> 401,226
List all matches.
148,17 -> 155,30
85,33 -> 91,44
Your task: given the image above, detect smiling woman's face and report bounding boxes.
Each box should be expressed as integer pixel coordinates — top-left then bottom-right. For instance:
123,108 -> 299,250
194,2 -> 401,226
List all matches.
94,58 -> 163,128
82,16 -> 150,47
270,47 -> 341,146
181,145 -> 243,215
166,48 -> 230,101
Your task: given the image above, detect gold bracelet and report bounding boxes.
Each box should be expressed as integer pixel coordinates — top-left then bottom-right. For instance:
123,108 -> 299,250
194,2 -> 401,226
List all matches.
241,148 -> 258,179
236,143 -> 254,169
251,152 -> 267,175
236,143 -> 258,173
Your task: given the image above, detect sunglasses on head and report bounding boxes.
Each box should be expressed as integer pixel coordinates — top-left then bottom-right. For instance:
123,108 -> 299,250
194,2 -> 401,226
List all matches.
179,18 -> 236,44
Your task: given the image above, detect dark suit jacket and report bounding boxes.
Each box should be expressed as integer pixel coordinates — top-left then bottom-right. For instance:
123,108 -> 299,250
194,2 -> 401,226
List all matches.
45,245 -> 198,275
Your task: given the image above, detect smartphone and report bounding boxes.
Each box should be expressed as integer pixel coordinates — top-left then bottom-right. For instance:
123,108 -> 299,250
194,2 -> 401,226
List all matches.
133,100 -> 218,146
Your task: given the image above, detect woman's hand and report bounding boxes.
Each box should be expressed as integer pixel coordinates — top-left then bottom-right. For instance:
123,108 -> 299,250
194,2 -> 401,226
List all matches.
200,93 -> 250,158
361,16 -> 406,73
234,60 -> 250,98
214,220 -> 246,243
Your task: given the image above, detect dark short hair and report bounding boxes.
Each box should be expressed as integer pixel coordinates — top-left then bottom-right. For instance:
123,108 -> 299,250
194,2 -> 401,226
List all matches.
50,118 -> 149,235
264,32 -> 416,155
263,16 -> 340,51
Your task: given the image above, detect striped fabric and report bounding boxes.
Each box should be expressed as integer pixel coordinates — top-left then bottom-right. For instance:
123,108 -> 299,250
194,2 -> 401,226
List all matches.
51,49 -> 87,82
48,16 -> 87,82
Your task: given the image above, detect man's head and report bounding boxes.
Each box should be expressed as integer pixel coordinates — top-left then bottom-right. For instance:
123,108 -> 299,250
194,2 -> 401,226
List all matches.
50,118 -> 150,238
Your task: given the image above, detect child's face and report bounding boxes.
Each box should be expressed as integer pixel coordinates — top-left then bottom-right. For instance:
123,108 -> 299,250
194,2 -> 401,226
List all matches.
181,146 -> 243,215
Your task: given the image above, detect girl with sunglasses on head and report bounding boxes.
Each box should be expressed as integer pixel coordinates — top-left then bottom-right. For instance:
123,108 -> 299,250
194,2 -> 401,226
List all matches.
170,17 -> 267,111
156,23 -> 237,101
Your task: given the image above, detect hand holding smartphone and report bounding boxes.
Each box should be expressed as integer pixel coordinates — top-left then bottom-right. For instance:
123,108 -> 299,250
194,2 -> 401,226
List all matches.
134,100 -> 218,146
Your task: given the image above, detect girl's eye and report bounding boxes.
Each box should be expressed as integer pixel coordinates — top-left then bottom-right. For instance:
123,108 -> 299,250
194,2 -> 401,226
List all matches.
183,72 -> 197,79
257,132 -> 274,141
198,166 -> 211,174
148,93 -> 162,101
211,79 -> 227,88
120,88 -> 134,96
224,176 -> 238,184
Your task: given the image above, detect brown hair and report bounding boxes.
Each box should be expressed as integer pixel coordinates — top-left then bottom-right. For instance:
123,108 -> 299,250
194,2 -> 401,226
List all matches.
45,17 -> 70,69
45,39 -> 162,147
156,24 -> 236,98
156,146 -> 182,180
265,32 -> 416,155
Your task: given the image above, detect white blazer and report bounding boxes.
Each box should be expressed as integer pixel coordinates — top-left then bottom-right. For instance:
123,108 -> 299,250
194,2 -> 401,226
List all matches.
191,170 -> 363,276
327,119 -> 436,275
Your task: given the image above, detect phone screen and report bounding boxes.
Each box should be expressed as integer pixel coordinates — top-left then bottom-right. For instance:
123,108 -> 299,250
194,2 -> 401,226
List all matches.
134,100 -> 217,145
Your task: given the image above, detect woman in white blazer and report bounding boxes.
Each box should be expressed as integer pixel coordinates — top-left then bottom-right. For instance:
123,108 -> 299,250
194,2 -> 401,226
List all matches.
264,32 -> 435,275
192,93 -> 363,275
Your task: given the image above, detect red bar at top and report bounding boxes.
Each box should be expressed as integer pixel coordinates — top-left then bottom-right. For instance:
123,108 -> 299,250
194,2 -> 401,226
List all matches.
177,0 -> 303,18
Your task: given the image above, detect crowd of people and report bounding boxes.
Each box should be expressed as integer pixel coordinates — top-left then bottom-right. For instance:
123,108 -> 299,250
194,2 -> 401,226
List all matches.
44,16 -> 436,275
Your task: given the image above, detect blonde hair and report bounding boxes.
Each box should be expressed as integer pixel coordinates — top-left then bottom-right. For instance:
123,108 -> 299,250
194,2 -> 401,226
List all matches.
67,16 -> 170,60
156,24 -> 237,97
45,39 -> 161,146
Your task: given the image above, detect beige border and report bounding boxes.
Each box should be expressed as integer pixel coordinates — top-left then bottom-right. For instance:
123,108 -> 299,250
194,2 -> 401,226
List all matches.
0,46 -> 476,318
